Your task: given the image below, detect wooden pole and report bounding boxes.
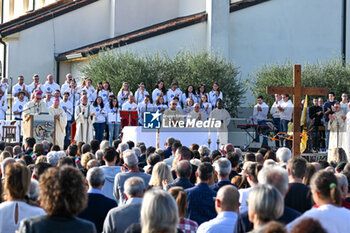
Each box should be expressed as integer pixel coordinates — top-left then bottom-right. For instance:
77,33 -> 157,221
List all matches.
292,65 -> 302,156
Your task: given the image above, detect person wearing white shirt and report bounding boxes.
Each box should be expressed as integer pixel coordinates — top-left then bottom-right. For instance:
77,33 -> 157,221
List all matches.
182,85 -> 198,106
154,95 -> 168,113
200,94 -> 212,115
253,96 -> 269,146
208,82 -> 223,108
43,91 -> 53,108
13,91 -> 27,120
61,73 -> 72,94
27,74 -> 44,99
134,82 -> 150,104
98,81 -> 114,106
270,94 -> 283,148
105,98 -> 120,146
118,82 -> 133,108
197,186 -> 239,233
93,96 -> 107,142
196,84 -> 209,102
167,82 -> 182,106
278,94 -> 293,148
43,74 -> 60,94
0,91 -> 8,120
137,95 -> 154,125
122,95 -> 138,111
68,79 -> 80,106
12,75 -> 30,101
340,93 -> 349,114
183,98 -> 194,117
61,92 -> 74,146
152,80 -> 167,104
0,77 -> 9,94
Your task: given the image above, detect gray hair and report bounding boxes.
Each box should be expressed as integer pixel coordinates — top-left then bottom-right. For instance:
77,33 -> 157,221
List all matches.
86,167 -> 105,188
123,150 -> 138,168
248,184 -> 284,222
46,151 -> 59,166
95,149 -> 104,161
213,158 -> 232,177
1,157 -> 15,177
335,173 -> 348,192
118,143 -> 129,154
42,140 -> 50,151
141,189 -> 179,233
27,178 -> 40,202
124,177 -> 145,197
198,145 -> 210,157
133,147 -> 141,158
258,165 -> 289,196
276,147 -> 291,163
100,140 -> 110,151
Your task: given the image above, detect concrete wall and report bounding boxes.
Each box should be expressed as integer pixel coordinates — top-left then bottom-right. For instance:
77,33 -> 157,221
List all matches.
229,0 -> 343,103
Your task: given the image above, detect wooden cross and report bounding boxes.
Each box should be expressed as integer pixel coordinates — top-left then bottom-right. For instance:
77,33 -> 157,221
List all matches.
267,65 -> 328,156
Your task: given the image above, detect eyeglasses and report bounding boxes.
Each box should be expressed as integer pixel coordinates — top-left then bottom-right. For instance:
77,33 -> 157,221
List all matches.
172,103 -> 177,106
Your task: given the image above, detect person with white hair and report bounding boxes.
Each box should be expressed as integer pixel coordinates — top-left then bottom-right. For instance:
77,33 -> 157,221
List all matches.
113,150 -> 151,205
235,165 -> 300,233
276,147 -> 292,167
335,173 -> 350,208
103,177 -> 145,233
46,151 -> 60,166
78,167 -> 117,233
211,158 -> 236,192
117,142 -> 129,159
198,145 -> 210,157
140,189 -> 179,233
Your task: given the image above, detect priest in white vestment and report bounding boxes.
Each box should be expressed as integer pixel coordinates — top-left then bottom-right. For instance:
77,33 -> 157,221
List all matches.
22,91 -> 49,140
187,103 -> 208,125
209,99 -> 231,145
49,98 -> 67,149
328,102 -> 346,162
162,100 -> 184,127
74,95 -> 95,143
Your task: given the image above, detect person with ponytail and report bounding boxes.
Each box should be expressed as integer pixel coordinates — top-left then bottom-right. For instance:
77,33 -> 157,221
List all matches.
287,170 -> 350,233
168,187 -> 198,233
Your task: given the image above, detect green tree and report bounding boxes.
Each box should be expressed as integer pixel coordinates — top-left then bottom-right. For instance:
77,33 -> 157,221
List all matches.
81,49 -> 246,115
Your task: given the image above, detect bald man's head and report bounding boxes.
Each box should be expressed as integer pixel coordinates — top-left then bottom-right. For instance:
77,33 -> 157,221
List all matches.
215,185 -> 240,213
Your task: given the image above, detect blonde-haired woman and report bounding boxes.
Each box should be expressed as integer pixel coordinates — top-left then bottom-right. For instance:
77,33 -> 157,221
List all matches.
117,82 -> 133,107
149,161 -> 174,189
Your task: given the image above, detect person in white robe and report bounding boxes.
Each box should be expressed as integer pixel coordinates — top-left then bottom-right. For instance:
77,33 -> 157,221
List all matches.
209,99 -> 231,145
187,103 -> 208,125
74,95 -> 95,143
343,103 -> 350,160
22,92 -> 49,140
328,102 -> 346,162
166,82 -> 182,106
49,98 -> 67,149
162,100 -> 184,127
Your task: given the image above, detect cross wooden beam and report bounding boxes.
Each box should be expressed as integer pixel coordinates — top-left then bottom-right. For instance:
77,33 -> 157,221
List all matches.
267,65 -> 328,156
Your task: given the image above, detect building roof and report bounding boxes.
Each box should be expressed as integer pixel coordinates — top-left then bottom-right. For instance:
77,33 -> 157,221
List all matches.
0,0 -> 98,37
230,0 -> 271,12
56,12 -> 207,62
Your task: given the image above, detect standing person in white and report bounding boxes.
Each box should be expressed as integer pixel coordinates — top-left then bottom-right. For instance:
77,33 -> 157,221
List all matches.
43,74 -> 60,94
270,94 -> 283,148
49,98 -> 67,150
118,82 -> 133,108
182,85 -> 198,106
0,91 -> 7,120
74,95 -> 95,143
328,102 -> 346,162
13,91 -> 27,120
152,80 -> 167,104
134,82 -> 149,104
12,75 -> 30,101
253,96 -> 269,146
27,74 -> 44,99
93,96 -> 107,143
167,82 -> 182,106
278,94 -> 293,148
208,82 -> 223,108
98,81 -> 114,106
61,92 -> 74,146
61,73 -> 72,94
122,95 -> 138,111
105,98 -> 120,146
137,95 -> 154,125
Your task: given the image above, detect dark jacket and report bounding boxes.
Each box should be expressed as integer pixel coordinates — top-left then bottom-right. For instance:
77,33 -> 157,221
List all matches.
166,177 -> 194,190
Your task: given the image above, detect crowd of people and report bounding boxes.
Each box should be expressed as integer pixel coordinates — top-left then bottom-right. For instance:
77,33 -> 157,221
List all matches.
0,74 -> 226,148
0,136 -> 350,233
253,92 -> 350,162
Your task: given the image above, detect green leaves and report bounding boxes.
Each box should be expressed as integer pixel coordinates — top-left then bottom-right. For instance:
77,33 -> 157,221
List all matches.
81,49 -> 245,116
250,58 -> 350,107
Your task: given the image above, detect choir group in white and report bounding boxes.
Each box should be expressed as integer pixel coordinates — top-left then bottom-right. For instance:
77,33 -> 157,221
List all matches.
3,74 -> 226,148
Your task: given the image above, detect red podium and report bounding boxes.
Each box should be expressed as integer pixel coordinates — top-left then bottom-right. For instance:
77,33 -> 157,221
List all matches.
120,110 -> 138,129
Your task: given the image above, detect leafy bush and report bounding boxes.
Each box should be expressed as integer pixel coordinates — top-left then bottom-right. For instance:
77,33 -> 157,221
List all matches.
251,59 -> 350,106
81,50 -> 246,115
